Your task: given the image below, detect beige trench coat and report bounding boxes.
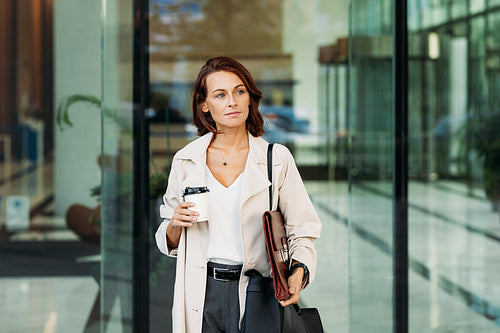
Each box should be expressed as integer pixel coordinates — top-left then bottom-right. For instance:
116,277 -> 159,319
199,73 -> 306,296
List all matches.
155,132 -> 321,333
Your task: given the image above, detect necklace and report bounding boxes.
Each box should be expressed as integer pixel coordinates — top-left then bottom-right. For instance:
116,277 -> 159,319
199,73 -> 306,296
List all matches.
220,147 -> 248,166
210,137 -> 249,167
220,148 -> 236,166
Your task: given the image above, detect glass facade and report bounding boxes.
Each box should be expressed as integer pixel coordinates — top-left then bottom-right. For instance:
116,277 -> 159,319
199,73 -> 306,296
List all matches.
406,2 -> 500,332
1,0 -> 102,332
348,1 -> 500,332
101,1 -> 136,331
146,1 -> 350,331
1,0 -> 499,332
348,1 -> 394,331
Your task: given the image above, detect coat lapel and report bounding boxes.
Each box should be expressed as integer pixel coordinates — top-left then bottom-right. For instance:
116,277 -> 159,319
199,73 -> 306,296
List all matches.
174,132 -> 277,213
175,133 -> 213,191
239,135 -> 277,209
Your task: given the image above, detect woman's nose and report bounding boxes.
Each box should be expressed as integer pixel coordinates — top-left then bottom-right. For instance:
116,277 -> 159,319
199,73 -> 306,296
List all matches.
227,94 -> 237,107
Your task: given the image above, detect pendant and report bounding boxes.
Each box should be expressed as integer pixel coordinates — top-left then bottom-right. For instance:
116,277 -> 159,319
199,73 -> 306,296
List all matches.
223,162 -> 227,166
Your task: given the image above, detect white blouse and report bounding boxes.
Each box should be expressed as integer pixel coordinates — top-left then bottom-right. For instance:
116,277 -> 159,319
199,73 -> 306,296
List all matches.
206,166 -> 245,265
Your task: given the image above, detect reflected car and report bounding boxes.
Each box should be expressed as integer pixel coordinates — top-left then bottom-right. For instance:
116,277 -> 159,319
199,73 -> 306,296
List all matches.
260,105 -> 309,152
260,105 -> 309,133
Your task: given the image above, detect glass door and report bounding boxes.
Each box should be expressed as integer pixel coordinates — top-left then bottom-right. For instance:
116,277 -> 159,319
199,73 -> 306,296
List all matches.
101,1 -> 136,332
348,0 -> 395,332
407,2 -> 500,332
349,1 -> 500,332
147,1 -> 350,332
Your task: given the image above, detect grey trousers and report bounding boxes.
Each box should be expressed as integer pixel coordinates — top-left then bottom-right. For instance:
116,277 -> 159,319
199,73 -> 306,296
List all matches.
202,263 -> 242,333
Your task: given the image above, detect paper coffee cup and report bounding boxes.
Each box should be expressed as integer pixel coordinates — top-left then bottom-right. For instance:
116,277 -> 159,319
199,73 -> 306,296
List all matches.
183,187 -> 210,222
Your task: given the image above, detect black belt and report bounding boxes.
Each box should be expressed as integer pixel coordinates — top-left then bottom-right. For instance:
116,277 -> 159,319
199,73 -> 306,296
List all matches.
207,265 -> 242,281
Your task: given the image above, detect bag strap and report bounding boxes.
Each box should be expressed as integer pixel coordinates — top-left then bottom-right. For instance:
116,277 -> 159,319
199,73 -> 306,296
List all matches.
267,143 -> 274,211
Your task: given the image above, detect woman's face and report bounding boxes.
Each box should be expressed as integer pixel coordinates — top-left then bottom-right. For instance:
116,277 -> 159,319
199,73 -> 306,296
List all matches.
201,71 -> 250,132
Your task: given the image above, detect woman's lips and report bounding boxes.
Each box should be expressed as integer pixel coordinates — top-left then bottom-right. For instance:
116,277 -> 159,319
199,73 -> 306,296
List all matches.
225,111 -> 241,117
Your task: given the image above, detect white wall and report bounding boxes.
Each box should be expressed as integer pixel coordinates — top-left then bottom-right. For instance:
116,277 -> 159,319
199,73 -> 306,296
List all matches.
282,0 -> 349,130
54,0 -> 102,214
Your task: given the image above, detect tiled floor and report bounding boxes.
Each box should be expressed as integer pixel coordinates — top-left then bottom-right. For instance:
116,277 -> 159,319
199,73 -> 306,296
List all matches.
1,161 -> 500,332
0,277 -> 98,333
306,180 -> 500,332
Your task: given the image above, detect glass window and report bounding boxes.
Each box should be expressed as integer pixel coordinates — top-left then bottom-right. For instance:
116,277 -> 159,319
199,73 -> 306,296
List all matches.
407,2 -> 500,332
350,1 -> 500,332
101,1 -> 135,331
408,0 -> 422,31
148,0 -> 350,331
420,0 -> 449,29
487,11 -> 500,50
0,1 -> 102,331
451,0 -> 468,19
470,0 -> 486,13
4,0 -> 500,332
471,17 -> 486,57
349,0 -> 394,331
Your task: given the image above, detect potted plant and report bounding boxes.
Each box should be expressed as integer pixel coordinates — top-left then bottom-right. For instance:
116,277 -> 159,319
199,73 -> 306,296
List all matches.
56,94 -> 169,241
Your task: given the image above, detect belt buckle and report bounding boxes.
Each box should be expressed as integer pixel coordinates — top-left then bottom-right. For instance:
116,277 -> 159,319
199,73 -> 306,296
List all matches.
212,268 -> 230,282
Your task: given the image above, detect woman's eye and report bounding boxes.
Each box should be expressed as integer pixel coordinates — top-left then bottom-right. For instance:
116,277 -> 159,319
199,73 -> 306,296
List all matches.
236,89 -> 246,95
216,93 -> 225,98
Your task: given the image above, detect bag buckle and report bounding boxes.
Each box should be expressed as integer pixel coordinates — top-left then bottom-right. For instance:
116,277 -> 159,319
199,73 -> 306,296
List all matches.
280,237 -> 289,263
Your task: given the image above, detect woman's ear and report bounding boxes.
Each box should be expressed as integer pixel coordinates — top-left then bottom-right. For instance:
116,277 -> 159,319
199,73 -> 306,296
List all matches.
201,102 -> 209,113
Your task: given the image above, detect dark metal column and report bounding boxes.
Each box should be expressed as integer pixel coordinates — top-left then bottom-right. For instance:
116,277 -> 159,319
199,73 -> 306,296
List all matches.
393,0 -> 409,332
132,0 -> 150,331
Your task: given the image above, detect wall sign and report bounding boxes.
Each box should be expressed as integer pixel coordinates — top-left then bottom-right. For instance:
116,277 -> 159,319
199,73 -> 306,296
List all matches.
5,196 -> 30,231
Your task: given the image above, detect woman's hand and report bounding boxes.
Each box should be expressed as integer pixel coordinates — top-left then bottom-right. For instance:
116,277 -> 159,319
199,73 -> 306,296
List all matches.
166,201 -> 199,248
278,266 -> 305,307
171,201 -> 199,228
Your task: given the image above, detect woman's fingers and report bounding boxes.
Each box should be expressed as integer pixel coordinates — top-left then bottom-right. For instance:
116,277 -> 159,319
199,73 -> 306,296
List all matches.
279,290 -> 300,307
278,270 -> 303,307
171,216 -> 192,229
172,202 -> 199,228
176,203 -> 199,220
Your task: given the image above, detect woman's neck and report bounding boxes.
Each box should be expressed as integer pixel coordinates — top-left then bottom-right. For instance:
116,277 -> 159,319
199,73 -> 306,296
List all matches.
211,129 -> 249,151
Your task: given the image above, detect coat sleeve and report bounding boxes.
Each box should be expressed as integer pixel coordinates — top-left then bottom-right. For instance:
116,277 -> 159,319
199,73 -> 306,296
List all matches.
155,157 -> 182,257
275,144 -> 322,286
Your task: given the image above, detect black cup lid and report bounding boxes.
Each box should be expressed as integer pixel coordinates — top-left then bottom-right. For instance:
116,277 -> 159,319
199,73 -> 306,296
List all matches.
183,186 -> 210,197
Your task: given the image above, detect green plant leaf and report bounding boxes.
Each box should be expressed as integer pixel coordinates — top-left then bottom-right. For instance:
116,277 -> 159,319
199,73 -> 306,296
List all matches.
56,94 -> 102,131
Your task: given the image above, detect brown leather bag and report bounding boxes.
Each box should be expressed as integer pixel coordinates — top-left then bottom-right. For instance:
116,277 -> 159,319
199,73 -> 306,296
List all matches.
263,143 -> 291,301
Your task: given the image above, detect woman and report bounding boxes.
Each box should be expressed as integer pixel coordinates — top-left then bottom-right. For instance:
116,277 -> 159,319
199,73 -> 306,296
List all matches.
155,56 -> 321,333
